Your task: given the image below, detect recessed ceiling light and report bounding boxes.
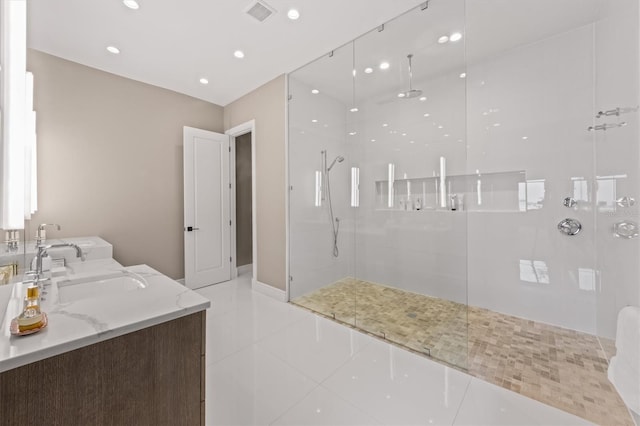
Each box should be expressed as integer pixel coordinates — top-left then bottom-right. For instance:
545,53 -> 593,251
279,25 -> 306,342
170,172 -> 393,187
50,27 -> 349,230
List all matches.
287,9 -> 300,20
402,133 -> 407,136
106,46 -> 120,54
450,32 -> 463,42
382,123 -> 388,127
459,72 -> 467,79
522,136 -> 529,140
311,119 -> 318,123
409,141 -> 415,144
349,132 -> 357,136
311,89 -> 319,94
438,125 -> 443,129
234,50 -> 245,59
370,139 -> 376,142
397,93 -> 406,98
419,96 -> 427,101
350,107 -> 359,112
199,78 -> 209,85
364,67 -> 373,74
438,35 -> 449,44
379,62 -> 390,70
423,113 -> 430,117
123,0 -> 139,9
493,123 -> 501,127
444,134 -> 450,137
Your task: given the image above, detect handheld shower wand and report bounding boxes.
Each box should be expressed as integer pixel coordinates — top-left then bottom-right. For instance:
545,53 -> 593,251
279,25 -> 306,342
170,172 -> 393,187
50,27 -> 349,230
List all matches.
327,155 -> 344,172
321,150 -> 344,257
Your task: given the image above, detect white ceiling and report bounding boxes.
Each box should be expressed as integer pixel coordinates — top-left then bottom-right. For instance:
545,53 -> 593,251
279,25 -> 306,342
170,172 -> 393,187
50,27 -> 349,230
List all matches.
27,0 -> 426,106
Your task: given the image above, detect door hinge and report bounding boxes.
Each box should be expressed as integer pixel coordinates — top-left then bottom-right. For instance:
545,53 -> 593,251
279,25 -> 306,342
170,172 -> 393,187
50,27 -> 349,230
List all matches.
288,94 -> 293,101
289,185 -> 293,191
229,146 -> 231,152
229,220 -> 232,226
289,275 -> 293,282
230,257 -> 232,262
229,183 -> 232,189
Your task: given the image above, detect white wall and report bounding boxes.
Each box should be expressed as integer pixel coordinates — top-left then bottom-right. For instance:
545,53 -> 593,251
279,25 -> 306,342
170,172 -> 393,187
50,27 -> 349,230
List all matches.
465,25 -> 596,333
594,0 -> 640,340
288,72 -> 355,299
351,71 -> 468,305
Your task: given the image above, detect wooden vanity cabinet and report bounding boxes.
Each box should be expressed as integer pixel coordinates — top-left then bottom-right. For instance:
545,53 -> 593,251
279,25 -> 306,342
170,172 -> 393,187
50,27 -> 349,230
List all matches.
0,311 -> 206,426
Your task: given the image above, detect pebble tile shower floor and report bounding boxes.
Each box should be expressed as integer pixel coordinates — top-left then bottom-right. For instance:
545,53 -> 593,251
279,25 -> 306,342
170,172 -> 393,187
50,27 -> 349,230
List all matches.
292,278 -> 633,425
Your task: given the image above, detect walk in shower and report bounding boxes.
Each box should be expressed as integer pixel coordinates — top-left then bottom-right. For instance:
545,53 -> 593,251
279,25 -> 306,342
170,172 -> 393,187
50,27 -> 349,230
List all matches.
288,1 -> 639,424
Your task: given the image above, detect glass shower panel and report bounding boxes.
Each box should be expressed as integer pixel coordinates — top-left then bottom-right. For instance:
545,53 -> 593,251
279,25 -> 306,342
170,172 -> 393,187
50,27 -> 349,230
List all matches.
464,0 -> 609,415
288,43 -> 357,325
351,0 -> 468,369
594,0 -> 639,359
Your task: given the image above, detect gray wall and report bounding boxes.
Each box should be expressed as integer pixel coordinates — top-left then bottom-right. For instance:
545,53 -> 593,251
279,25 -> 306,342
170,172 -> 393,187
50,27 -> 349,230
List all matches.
27,49 -> 225,280
224,75 -> 286,290
235,132 -> 252,267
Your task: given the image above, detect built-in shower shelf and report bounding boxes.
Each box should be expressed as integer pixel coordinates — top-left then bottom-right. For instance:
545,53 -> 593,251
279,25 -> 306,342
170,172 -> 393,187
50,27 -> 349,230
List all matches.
375,170 -> 526,212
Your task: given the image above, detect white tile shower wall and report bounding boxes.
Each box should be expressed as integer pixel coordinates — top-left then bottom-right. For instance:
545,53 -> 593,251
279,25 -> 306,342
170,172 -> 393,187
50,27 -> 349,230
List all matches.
289,76 -> 355,300
466,24 -> 597,332
352,70 -> 468,305
594,0 -> 640,340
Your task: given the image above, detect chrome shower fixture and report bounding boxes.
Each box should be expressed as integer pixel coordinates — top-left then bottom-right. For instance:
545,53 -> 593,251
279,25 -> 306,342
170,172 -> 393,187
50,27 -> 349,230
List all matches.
321,150 -> 344,257
398,54 -> 423,99
327,155 -> 344,172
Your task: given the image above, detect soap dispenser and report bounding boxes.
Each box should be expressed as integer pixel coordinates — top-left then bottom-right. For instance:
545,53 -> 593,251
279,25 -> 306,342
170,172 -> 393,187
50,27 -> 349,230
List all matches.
17,285 -> 45,332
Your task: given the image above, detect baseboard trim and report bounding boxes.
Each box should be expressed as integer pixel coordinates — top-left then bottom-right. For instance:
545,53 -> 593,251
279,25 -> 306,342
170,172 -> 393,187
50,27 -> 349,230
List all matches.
176,278 -> 185,285
237,264 -> 252,276
252,279 -> 287,302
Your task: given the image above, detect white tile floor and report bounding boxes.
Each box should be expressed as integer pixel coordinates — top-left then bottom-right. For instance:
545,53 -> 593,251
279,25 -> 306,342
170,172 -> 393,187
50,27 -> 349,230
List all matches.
196,273 -> 593,426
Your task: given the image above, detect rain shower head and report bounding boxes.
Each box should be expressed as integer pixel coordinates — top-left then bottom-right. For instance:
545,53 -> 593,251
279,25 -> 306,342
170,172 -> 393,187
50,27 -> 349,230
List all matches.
327,155 -> 344,171
398,54 -> 423,99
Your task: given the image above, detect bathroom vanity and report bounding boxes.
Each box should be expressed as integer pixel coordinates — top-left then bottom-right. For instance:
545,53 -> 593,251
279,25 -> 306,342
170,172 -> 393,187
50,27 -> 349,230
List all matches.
0,244 -> 210,425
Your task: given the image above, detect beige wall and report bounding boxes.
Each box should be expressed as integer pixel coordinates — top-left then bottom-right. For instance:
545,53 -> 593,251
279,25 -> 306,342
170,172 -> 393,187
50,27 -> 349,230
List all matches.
224,75 -> 286,291
235,133 -> 252,267
27,49 -> 224,279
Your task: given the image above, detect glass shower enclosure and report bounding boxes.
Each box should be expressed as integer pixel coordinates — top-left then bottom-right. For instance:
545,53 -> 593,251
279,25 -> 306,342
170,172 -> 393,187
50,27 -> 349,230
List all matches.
289,0 -> 469,369
288,5 -> 640,420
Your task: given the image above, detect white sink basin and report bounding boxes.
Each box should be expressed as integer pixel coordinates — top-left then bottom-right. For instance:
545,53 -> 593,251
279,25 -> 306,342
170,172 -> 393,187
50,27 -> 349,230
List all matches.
56,270 -> 147,303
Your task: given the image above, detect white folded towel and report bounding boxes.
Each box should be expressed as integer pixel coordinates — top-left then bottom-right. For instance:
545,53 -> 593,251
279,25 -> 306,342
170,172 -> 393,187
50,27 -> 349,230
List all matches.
609,306 -> 640,415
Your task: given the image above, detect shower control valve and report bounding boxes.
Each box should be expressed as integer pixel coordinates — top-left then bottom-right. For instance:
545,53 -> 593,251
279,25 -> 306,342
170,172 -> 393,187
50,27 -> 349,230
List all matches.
557,218 -> 582,236
563,197 -> 577,208
613,221 -> 639,239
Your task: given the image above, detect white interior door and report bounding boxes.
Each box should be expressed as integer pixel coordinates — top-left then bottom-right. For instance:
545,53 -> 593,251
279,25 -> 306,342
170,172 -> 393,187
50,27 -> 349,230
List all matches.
184,126 -> 231,289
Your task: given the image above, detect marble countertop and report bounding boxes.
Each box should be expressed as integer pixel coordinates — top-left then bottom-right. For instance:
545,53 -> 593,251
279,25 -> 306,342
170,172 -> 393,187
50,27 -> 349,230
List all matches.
0,262 -> 210,373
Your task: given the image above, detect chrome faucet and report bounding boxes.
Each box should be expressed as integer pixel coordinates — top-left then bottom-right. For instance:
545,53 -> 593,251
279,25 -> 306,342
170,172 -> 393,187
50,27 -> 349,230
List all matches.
35,243 -> 86,279
35,223 -> 61,247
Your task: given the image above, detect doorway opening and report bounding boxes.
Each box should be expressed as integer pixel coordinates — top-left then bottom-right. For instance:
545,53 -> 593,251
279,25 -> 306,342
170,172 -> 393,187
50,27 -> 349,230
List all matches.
234,132 -> 253,276
227,120 -> 257,282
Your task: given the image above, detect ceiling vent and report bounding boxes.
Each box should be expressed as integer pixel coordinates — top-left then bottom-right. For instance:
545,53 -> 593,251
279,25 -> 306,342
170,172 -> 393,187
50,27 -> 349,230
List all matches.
245,0 -> 276,22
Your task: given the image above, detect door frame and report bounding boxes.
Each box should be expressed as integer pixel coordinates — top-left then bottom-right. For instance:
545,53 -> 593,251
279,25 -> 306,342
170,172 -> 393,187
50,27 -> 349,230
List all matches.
226,120 -> 257,282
